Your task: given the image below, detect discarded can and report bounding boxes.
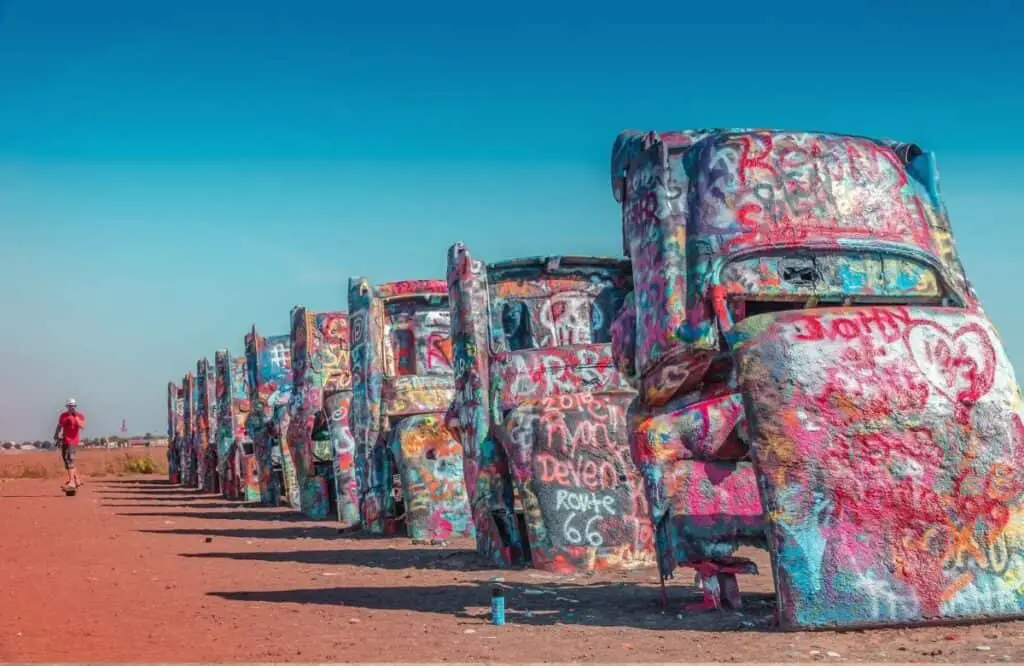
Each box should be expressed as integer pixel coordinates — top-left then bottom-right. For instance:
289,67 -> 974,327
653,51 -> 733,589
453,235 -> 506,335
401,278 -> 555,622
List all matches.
490,587 -> 505,625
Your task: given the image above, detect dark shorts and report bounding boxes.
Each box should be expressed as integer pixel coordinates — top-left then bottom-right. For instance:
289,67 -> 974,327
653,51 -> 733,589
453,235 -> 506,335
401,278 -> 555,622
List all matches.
61,443 -> 76,469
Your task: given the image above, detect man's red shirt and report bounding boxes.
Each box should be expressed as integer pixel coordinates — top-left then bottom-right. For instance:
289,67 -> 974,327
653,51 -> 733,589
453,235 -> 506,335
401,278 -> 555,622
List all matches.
58,411 -> 85,446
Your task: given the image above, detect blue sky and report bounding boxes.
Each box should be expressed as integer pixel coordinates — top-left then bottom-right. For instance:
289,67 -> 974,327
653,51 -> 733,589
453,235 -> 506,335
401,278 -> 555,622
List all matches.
0,0 -> 1022,439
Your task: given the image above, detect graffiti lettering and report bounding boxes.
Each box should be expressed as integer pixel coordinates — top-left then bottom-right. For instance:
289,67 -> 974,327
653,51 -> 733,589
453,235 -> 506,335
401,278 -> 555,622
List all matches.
791,307 -> 912,344
555,489 -> 616,516
425,332 -> 453,371
539,454 -> 618,491
561,512 -> 605,547
730,133 -> 915,240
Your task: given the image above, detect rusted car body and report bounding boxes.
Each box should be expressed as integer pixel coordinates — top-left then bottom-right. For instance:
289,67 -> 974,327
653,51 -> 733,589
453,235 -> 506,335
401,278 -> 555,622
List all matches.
446,245 -> 655,572
609,128 -> 1024,628
348,277 -> 473,543
287,308 -> 356,522
245,329 -> 293,507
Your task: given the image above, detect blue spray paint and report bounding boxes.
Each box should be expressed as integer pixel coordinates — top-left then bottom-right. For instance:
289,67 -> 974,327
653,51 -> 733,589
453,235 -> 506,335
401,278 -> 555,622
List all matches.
490,587 -> 505,625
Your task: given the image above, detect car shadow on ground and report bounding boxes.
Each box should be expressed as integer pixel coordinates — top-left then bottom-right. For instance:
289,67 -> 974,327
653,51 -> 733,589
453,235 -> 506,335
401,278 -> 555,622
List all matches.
139,526 -> 348,540
97,489 -> 223,500
104,501 -> 259,509
180,547 -> 495,571
116,510 -> 315,522
209,581 -> 775,631
98,493 -> 227,502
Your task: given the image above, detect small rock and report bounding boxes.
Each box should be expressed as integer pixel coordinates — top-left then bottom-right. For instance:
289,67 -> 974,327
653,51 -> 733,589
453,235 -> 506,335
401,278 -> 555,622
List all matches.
489,576 -> 505,582
348,618 -> 360,624
826,651 -> 841,658
463,629 -> 476,634
204,537 -> 213,543
245,540 -> 253,545
977,646 -> 992,652
809,650 -> 821,655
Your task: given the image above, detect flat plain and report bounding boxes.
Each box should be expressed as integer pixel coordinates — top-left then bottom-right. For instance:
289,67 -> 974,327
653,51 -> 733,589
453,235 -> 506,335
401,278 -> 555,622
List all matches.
2,474 -> 1024,662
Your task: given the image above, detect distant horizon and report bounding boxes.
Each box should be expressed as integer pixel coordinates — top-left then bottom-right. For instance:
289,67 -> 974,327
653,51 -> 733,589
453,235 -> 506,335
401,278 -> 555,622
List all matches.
2,433 -> 169,443
2,0 -> 1023,439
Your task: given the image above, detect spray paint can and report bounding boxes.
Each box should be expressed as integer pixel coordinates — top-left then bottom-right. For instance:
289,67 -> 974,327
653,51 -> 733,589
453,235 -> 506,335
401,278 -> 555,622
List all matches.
490,587 -> 505,625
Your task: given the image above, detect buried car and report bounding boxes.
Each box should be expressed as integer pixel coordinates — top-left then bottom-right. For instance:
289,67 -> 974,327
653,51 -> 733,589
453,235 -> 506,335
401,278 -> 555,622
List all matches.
446,245 -> 655,573
287,307 -> 357,523
166,382 -> 184,484
348,277 -> 473,543
609,128 -> 1024,628
196,357 -> 219,492
215,350 -> 257,501
244,329 -> 294,507
181,371 -> 198,487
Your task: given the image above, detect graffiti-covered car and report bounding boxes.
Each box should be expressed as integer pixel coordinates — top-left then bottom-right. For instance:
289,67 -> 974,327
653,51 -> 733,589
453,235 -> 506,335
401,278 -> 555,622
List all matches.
610,128 -> 1024,628
244,329 -> 293,507
215,350 -> 255,501
196,357 -> 218,492
349,278 -> 473,544
181,371 -> 198,487
446,246 -> 655,573
166,382 -> 184,484
287,308 -> 356,522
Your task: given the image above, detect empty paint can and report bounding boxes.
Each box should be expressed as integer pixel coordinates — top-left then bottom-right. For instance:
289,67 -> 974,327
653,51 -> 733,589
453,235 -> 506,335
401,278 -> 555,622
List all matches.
490,587 -> 505,625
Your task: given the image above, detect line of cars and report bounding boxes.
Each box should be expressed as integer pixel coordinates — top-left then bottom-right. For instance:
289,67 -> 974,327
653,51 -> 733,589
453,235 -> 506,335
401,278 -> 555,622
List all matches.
166,128 -> 1024,630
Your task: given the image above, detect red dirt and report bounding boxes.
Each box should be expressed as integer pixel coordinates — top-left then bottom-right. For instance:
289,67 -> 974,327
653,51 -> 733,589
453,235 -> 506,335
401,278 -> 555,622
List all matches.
2,476 -> 1024,662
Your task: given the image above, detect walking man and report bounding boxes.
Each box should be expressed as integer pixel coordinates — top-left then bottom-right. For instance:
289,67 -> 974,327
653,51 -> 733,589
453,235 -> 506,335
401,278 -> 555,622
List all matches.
54,398 -> 85,490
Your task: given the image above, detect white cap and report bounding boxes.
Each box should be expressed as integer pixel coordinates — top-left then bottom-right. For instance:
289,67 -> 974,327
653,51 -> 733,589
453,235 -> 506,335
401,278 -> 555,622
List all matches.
66,398 -> 77,407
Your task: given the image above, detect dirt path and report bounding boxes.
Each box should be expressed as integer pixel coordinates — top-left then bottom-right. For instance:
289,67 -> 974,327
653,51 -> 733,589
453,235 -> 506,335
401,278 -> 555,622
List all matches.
2,477 -> 1024,662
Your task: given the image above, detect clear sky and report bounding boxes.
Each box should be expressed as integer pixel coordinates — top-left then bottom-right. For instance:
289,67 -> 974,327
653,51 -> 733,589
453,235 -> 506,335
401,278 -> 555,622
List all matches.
0,0 -> 1022,440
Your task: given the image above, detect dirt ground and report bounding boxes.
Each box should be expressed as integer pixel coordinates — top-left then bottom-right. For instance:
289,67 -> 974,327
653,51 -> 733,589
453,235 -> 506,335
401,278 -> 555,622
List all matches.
2,477 -> 1024,662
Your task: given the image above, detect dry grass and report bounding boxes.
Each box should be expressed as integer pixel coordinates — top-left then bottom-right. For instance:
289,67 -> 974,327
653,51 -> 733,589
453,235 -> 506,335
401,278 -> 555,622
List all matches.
0,447 -> 169,480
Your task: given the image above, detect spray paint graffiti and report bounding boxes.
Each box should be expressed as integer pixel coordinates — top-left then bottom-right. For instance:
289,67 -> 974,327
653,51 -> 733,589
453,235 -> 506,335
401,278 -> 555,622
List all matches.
166,382 -> 183,484
446,245 -> 654,572
287,307 -> 357,523
181,372 -> 198,487
215,350 -> 251,501
348,277 -> 473,542
213,351 -> 231,494
609,128 -> 1023,626
245,329 -> 293,507
195,358 -> 218,492
735,307 -> 1024,628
